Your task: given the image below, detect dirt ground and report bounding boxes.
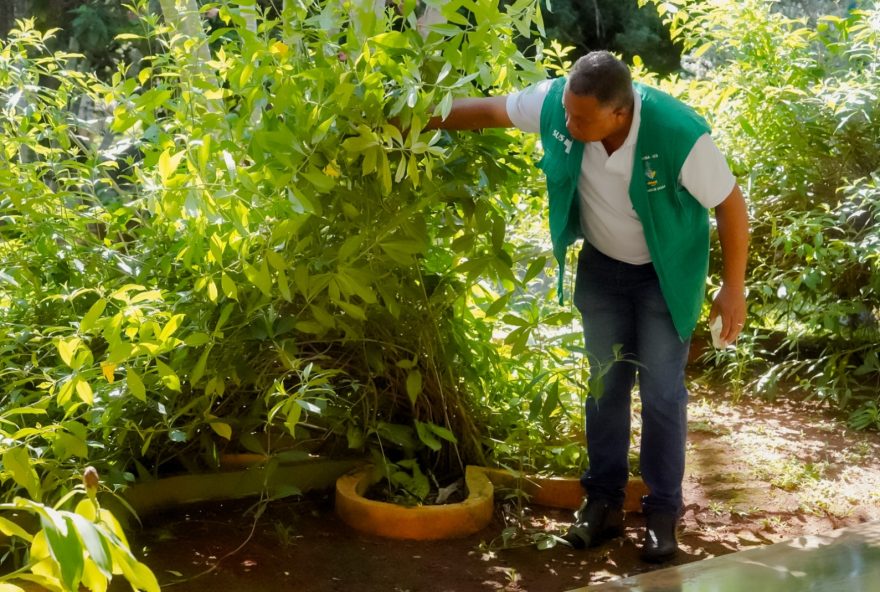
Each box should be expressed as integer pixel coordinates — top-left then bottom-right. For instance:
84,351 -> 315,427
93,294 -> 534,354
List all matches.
127,383 -> 880,592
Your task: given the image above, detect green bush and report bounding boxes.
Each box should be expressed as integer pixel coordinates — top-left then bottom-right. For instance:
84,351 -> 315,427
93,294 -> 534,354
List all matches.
640,0 -> 879,417
0,0 -> 571,512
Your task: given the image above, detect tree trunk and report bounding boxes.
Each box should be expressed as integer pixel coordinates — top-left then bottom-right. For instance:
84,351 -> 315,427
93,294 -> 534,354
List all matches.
1,0 -> 32,39
417,6 -> 445,40
157,0 -> 218,108
157,0 -> 212,64
242,0 -> 258,33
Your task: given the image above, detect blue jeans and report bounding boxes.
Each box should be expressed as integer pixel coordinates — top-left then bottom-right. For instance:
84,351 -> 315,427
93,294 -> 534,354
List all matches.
572,242 -> 690,516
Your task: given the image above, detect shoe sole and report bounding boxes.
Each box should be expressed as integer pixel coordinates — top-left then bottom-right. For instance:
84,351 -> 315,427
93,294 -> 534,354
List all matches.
564,524 -> 624,549
640,549 -> 677,563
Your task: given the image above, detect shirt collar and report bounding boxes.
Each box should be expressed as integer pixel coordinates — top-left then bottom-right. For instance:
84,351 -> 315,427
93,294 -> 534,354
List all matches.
621,90 -> 642,148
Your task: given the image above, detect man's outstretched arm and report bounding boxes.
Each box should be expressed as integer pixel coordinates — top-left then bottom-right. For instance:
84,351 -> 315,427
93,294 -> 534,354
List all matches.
425,96 -> 513,130
709,183 -> 750,345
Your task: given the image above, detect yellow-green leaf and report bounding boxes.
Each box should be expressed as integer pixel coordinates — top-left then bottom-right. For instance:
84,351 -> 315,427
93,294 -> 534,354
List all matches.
210,422 -> 232,440
243,260 -> 272,297
277,269 -> 291,302
190,347 -> 211,386
266,250 -> 286,271
80,298 -> 107,333
158,314 -> 185,342
2,447 -> 41,500
0,516 -> 34,542
155,360 -> 181,392
75,378 -> 94,405
126,368 -> 146,401
221,273 -> 238,300
158,149 -> 185,183
406,370 -> 422,405
57,337 -> 81,368
207,280 -> 218,302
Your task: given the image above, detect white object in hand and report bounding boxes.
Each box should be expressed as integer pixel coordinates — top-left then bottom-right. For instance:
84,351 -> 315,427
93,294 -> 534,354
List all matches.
710,316 -> 727,349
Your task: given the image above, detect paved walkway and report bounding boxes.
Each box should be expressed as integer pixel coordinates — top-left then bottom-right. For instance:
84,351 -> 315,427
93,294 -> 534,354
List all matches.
570,520 -> 880,591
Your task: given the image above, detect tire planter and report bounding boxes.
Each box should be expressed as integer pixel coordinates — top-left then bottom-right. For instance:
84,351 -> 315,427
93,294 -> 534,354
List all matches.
335,465 -> 494,540
335,466 -> 649,540
479,468 -> 649,513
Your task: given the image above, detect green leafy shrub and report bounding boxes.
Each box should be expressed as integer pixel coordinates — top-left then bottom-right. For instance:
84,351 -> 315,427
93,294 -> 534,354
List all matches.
640,0 -> 879,419
1,0 -> 572,518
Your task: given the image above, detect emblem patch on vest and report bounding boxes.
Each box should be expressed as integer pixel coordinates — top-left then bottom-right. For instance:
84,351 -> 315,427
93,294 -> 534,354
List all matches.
552,129 -> 573,154
642,154 -> 666,193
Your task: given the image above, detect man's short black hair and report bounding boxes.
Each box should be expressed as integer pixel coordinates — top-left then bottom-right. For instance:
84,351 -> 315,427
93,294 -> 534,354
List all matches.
567,51 -> 634,111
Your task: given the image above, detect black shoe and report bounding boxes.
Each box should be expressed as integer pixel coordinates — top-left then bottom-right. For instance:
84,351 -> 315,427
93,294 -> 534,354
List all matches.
562,499 -> 624,549
640,512 -> 678,563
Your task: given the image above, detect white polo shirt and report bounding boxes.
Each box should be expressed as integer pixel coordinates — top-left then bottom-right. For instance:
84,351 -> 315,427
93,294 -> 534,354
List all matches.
507,81 -> 736,264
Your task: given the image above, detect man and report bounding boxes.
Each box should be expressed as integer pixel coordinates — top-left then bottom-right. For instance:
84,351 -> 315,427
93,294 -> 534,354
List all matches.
426,51 -> 749,562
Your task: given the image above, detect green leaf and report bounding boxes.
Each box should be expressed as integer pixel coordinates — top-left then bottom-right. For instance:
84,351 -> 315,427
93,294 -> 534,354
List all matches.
210,422 -> 232,440
55,431 -> 89,460
158,149 -> 185,183
155,360 -> 181,392
338,301 -> 366,321
209,233 -> 225,263
415,421 -> 442,451
221,273 -> 239,300
57,337 -> 81,368
426,422 -> 457,444
74,377 -> 94,404
376,422 -> 416,451
406,370 -> 422,405
107,341 -> 133,364
0,516 -> 34,542
3,447 -> 41,500
184,332 -> 211,347
69,513 -> 112,578
243,260 -> 272,297
338,236 -> 363,261
380,240 -> 424,265
190,347 -> 211,386
42,511 -> 84,592
484,293 -> 511,317
301,167 -> 335,193
159,314 -> 186,342
80,298 -> 107,333
277,269 -> 292,302
126,368 -> 146,401
266,250 -> 287,271
523,256 -> 547,283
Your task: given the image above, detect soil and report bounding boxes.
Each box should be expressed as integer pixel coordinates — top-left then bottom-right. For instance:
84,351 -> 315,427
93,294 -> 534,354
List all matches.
124,383 -> 880,592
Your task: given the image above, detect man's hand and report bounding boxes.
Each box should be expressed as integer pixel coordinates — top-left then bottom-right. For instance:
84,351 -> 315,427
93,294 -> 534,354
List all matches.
712,184 -> 750,345
709,283 -> 746,344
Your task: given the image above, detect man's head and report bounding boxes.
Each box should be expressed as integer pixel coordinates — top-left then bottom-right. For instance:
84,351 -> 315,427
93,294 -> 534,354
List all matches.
563,51 -> 634,144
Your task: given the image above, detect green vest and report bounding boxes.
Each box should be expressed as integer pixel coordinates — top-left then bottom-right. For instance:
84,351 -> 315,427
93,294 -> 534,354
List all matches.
538,78 -> 712,340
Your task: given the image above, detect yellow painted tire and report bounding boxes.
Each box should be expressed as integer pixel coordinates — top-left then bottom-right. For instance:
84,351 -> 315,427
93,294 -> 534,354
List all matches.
335,465 -> 494,540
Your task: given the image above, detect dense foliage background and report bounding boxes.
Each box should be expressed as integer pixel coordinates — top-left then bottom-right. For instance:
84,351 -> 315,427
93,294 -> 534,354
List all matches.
0,0 -> 877,589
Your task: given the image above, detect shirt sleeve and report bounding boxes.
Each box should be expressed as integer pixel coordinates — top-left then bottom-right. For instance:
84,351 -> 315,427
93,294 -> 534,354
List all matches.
679,133 -> 737,209
505,79 -> 554,134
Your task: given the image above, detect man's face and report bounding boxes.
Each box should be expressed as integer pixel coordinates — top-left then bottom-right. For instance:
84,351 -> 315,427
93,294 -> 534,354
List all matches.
562,89 -> 628,143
